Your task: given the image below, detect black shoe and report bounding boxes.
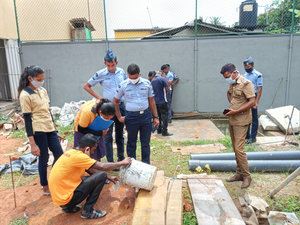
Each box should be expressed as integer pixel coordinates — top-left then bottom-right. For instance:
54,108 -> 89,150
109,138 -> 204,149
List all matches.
157,130 -> 162,134
168,119 -> 172,123
245,135 -> 250,140
162,132 -> 173,136
245,138 -> 256,145
113,168 -> 120,171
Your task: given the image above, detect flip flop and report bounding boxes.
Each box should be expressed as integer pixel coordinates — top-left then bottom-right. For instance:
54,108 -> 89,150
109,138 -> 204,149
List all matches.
81,209 -> 107,219
61,205 -> 82,213
105,179 -> 110,184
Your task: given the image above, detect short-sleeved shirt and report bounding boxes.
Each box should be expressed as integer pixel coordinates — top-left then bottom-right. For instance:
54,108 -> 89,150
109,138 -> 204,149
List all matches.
165,71 -> 178,81
74,100 -> 98,132
151,75 -> 168,104
87,67 -> 126,102
228,76 -> 255,126
49,149 -> 96,206
243,69 -> 263,93
114,78 -> 154,111
19,87 -> 55,134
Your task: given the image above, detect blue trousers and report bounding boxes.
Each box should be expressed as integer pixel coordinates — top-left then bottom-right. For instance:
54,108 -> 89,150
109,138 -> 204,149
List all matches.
105,102 -> 125,162
125,109 -> 152,164
247,107 -> 258,139
34,131 -> 63,186
166,88 -> 173,120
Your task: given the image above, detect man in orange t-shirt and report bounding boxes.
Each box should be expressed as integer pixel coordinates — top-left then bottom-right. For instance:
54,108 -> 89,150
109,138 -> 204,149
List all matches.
49,134 -> 131,220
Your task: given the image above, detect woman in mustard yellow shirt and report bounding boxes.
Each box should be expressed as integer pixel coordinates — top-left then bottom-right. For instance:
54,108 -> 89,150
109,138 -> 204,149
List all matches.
18,65 -> 64,196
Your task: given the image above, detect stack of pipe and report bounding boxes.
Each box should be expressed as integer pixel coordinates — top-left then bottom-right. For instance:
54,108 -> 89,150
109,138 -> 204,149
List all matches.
189,150 -> 300,172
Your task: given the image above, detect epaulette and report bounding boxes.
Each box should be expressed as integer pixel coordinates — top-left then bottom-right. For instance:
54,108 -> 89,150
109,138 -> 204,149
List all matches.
241,77 -> 249,84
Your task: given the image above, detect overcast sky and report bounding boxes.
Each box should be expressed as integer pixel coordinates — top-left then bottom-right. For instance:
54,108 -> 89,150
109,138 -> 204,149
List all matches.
105,0 -> 275,39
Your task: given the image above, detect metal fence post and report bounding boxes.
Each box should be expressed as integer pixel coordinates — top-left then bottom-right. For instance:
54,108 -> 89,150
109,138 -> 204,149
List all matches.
103,0 -> 108,47
285,0 -> 296,105
13,0 -> 21,44
194,0 -> 198,112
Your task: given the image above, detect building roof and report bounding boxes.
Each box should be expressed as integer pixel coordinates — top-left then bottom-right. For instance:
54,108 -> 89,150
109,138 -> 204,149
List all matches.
114,28 -> 170,32
142,19 -> 265,39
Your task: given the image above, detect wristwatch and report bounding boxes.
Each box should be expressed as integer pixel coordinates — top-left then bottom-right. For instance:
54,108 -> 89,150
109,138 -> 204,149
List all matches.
154,116 -> 158,119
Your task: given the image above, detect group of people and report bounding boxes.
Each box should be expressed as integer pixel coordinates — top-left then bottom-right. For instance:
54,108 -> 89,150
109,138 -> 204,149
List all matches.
17,47 -> 262,219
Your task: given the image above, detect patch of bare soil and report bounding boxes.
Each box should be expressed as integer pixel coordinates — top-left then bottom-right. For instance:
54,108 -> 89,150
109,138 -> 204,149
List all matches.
0,137 -> 135,225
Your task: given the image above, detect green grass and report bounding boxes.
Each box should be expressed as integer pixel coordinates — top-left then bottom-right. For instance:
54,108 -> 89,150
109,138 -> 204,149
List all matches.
10,128 -> 27,141
56,123 -> 74,143
0,171 -> 38,189
268,196 -> 300,217
7,217 -> 28,225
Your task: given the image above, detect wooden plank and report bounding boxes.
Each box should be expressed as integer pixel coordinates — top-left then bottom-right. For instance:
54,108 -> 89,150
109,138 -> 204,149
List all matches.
166,180 -> 183,225
188,179 -> 244,225
132,171 -> 169,225
177,174 -> 221,180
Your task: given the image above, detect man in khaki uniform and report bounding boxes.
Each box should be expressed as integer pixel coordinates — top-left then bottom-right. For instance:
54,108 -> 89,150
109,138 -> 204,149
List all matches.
220,63 -> 255,189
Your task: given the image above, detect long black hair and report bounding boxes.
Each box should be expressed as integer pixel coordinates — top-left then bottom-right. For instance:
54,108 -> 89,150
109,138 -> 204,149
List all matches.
95,98 -> 115,116
18,65 -> 44,99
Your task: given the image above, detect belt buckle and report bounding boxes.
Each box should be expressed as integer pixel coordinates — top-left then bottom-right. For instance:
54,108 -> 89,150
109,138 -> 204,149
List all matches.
140,110 -> 144,114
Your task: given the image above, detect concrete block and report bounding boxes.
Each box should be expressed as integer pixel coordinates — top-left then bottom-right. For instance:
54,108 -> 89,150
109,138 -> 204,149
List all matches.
265,106 -> 300,134
259,115 -> 280,131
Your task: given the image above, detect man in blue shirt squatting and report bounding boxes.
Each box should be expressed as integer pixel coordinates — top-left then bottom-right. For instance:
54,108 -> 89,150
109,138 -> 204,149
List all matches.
243,57 -> 263,144
113,64 -> 159,164
161,64 -> 179,123
84,48 -> 126,171
148,71 -> 172,136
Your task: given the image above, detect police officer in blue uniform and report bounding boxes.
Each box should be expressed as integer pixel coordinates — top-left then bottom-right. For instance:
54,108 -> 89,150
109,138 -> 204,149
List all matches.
243,57 -> 263,144
161,64 -> 179,123
84,49 -> 126,169
113,64 -> 159,164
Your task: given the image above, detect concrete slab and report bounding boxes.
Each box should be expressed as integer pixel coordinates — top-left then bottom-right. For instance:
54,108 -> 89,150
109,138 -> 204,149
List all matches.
256,136 -> 285,146
259,115 -> 280,131
265,106 -> 300,134
151,119 -> 225,141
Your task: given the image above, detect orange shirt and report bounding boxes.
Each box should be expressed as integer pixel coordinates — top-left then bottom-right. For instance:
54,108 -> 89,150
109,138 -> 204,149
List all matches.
74,100 -> 99,132
48,149 -> 96,206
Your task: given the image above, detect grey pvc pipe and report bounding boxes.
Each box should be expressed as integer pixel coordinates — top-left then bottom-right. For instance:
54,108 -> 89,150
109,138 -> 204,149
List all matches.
188,160 -> 300,172
190,150 -> 300,161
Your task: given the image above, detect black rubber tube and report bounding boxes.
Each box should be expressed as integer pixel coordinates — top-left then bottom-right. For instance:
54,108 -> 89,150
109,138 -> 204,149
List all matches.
190,150 -> 300,161
188,160 -> 300,172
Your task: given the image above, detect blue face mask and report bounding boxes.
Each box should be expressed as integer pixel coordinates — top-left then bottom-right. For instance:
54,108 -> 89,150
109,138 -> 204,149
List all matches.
245,68 -> 253,73
225,73 -> 236,85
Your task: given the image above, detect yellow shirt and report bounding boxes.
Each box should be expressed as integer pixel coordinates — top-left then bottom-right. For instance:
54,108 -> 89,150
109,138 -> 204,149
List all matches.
48,149 -> 96,206
19,87 -> 55,134
228,76 -> 255,126
74,100 -> 99,132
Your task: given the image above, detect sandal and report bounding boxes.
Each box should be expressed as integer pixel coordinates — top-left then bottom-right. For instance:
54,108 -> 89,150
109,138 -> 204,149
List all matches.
61,205 -> 82,213
105,179 -> 110,184
81,209 -> 107,219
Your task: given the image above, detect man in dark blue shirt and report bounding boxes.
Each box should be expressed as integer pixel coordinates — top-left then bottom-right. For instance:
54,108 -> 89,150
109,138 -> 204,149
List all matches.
148,71 -> 172,136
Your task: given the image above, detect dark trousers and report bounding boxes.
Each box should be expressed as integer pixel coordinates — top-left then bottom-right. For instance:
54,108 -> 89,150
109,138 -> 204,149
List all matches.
61,171 -> 107,213
105,102 -> 125,162
156,103 -> 169,134
247,107 -> 258,139
125,109 -> 152,164
34,131 -> 63,186
166,88 -> 173,120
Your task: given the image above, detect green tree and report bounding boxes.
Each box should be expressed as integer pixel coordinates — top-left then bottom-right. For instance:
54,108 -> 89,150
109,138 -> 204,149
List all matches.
257,0 -> 300,33
209,17 -> 225,26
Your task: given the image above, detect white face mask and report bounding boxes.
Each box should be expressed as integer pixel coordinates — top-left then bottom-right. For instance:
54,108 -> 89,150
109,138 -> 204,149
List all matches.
30,77 -> 44,88
129,78 -> 139,84
100,114 -> 110,121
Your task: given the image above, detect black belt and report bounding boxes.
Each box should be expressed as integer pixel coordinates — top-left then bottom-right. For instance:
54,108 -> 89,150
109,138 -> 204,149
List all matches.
126,109 -> 148,114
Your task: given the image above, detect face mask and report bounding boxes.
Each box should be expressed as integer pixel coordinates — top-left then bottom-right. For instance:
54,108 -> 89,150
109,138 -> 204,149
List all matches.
30,77 -> 44,88
245,68 -> 253,73
225,72 -> 239,85
100,114 -> 110,121
129,78 -> 139,84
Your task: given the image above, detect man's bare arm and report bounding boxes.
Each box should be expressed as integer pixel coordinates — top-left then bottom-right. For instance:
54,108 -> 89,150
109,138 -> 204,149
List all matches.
84,82 -> 102,99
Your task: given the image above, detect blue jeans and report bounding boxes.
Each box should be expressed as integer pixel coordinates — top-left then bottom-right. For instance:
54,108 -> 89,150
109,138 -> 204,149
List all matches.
125,109 -> 152,164
34,131 -> 63,186
247,107 -> 258,139
166,87 -> 173,120
105,102 -> 125,162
